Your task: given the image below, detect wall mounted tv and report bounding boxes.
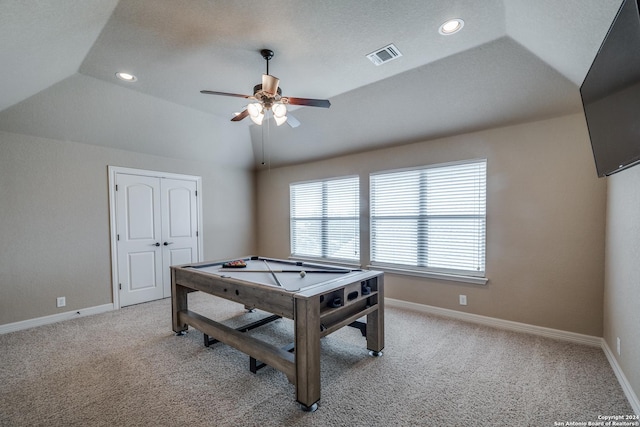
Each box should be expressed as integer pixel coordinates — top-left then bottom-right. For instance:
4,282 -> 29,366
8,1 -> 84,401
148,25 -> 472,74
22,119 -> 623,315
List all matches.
580,0 -> 640,177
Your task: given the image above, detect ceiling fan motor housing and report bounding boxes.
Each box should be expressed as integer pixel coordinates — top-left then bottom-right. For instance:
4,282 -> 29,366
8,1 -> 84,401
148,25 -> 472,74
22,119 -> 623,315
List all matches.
253,72 -> 283,110
253,84 -> 282,97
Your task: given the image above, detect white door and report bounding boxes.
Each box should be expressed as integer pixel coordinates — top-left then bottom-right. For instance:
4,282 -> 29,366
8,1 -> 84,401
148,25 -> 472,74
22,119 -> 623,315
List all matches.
160,178 -> 199,297
113,171 -> 200,307
116,174 -> 164,306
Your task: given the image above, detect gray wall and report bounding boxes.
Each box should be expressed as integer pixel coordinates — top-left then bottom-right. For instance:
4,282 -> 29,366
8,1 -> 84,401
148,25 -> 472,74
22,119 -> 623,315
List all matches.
256,113 -> 607,336
604,165 -> 640,406
0,130 -> 255,325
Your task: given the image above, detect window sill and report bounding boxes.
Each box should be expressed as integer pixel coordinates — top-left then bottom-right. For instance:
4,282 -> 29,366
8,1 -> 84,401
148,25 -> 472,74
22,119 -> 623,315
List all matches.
365,265 -> 488,285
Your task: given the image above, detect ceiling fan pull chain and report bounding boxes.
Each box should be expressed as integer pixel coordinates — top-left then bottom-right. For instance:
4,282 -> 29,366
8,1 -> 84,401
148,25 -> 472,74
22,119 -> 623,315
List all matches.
261,124 -> 265,165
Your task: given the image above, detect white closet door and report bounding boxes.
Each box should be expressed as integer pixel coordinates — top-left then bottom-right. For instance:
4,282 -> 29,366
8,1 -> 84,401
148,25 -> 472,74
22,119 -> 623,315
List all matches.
111,168 -> 202,308
160,178 -> 199,297
116,174 -> 164,306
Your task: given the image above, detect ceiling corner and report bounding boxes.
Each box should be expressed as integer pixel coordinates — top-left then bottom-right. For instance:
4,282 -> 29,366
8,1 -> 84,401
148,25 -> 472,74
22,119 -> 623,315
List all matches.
503,0 -> 623,86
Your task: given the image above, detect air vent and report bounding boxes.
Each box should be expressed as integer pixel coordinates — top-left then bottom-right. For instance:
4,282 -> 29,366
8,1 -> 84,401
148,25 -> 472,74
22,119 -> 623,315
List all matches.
366,43 -> 403,66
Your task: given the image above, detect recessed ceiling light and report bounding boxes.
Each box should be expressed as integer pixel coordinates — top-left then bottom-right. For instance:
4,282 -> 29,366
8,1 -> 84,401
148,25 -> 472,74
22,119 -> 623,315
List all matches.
439,18 -> 464,35
115,72 -> 137,82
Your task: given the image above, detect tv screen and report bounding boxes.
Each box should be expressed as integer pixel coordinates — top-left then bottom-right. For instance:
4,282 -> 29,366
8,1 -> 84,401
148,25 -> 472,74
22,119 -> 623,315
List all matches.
580,0 -> 640,177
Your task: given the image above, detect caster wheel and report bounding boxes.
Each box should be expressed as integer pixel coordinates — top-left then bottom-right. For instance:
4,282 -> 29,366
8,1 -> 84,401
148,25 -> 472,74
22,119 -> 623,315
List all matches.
301,402 -> 318,412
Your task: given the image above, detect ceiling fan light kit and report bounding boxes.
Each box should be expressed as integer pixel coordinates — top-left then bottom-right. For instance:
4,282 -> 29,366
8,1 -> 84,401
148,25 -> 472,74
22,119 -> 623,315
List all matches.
247,103 -> 264,125
272,103 -> 288,126
200,49 -> 330,128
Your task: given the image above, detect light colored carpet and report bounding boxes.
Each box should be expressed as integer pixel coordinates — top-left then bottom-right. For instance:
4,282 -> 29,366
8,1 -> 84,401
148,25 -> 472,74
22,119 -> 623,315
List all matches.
0,292 -> 633,426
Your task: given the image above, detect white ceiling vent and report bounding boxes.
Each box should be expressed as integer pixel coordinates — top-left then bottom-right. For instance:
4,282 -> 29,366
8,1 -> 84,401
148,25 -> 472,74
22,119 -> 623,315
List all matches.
366,43 -> 403,66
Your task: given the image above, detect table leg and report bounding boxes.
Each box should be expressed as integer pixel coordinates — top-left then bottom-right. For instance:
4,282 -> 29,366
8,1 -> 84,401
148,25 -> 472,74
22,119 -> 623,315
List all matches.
294,297 -> 321,411
171,269 -> 188,334
366,276 -> 385,355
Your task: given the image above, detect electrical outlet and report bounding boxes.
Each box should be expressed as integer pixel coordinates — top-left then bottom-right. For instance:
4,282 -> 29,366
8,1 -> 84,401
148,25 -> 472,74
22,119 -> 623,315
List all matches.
459,295 -> 467,306
56,296 -> 66,308
616,337 -> 621,356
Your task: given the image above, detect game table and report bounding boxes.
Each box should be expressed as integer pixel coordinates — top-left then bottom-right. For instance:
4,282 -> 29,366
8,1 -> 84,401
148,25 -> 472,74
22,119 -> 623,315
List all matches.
171,256 -> 384,411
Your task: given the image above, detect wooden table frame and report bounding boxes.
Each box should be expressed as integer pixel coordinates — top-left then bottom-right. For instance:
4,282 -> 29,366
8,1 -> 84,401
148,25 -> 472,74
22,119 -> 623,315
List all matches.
171,257 -> 384,411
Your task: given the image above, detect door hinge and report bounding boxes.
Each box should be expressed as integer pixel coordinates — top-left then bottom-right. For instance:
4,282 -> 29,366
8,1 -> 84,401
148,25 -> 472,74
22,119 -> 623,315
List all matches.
196,231 -> 199,237
119,283 -> 122,290
117,234 -> 120,241
195,190 -> 198,197
115,184 -> 118,191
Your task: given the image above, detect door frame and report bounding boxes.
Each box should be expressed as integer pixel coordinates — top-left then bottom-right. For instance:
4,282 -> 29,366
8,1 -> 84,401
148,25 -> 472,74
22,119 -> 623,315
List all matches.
108,166 -> 204,309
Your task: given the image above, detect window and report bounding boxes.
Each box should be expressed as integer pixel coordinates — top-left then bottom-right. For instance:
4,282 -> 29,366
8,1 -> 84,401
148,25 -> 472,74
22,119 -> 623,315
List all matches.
370,160 -> 486,277
290,176 -> 359,262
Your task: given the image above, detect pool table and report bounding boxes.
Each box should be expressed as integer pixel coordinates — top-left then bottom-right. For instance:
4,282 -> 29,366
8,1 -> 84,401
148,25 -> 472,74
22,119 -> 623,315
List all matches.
171,256 -> 384,411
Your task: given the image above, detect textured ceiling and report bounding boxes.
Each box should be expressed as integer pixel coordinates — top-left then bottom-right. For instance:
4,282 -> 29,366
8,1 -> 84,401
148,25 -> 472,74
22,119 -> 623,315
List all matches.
0,0 -> 623,169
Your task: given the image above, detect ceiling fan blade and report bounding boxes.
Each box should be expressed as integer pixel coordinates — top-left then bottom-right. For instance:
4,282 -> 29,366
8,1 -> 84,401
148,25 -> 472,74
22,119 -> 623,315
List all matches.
262,74 -> 280,95
284,97 -> 331,108
231,109 -> 249,122
200,90 -> 253,99
286,114 -> 301,128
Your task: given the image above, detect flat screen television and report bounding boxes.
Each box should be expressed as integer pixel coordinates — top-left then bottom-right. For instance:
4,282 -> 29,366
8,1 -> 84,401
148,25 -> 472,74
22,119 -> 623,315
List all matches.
580,0 -> 640,177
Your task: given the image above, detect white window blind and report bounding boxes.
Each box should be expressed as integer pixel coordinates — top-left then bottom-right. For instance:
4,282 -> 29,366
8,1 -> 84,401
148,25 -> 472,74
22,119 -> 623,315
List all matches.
290,176 -> 359,261
370,160 -> 486,276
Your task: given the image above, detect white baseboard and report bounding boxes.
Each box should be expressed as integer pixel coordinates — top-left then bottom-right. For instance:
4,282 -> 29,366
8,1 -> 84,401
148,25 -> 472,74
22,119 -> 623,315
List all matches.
0,303 -> 114,335
601,340 -> 640,416
386,298 -> 602,346
386,298 -> 639,415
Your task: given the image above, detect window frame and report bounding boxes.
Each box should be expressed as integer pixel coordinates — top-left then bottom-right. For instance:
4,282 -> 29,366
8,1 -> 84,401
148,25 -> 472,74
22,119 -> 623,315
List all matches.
369,159 -> 487,284
289,175 -> 360,264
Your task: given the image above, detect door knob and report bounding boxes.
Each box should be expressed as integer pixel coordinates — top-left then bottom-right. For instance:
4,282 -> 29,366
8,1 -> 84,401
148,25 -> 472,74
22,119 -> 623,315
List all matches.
164,242 -> 174,246
153,242 -> 160,247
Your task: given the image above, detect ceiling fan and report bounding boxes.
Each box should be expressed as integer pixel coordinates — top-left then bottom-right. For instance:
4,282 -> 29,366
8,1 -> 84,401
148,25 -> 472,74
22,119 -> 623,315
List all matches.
200,49 -> 330,128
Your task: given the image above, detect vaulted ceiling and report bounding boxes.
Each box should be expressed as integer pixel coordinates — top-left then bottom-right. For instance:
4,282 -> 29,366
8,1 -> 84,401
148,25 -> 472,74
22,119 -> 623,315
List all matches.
0,0 -> 623,169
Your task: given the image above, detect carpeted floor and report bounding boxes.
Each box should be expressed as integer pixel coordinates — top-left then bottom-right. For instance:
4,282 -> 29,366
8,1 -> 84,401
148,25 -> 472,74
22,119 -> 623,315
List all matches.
0,292 -> 633,426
